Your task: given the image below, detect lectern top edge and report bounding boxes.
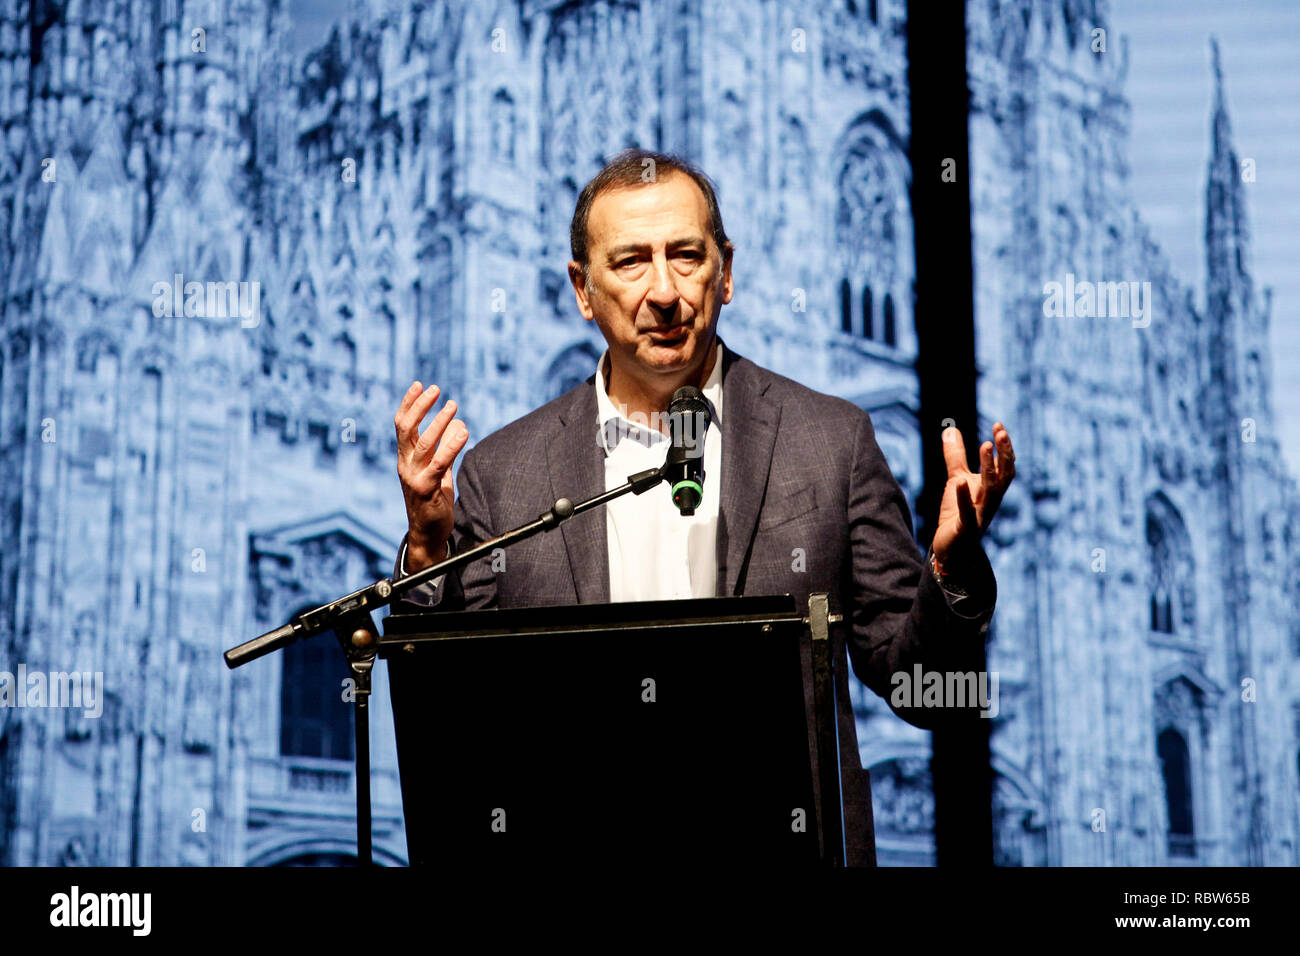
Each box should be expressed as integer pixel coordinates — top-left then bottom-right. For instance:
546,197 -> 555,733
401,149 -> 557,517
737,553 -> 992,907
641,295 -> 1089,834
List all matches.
380,593 -> 803,654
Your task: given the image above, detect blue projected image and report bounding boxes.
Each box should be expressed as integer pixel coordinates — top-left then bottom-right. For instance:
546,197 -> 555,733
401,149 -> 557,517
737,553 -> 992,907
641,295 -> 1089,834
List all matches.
0,0 -> 1295,867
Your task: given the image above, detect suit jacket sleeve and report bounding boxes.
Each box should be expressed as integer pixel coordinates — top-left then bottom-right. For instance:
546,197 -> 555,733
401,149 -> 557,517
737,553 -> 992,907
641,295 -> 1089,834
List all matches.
844,410 -> 997,729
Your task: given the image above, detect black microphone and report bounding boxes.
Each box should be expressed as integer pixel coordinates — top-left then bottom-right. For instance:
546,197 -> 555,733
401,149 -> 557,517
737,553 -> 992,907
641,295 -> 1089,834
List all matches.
664,385 -> 711,516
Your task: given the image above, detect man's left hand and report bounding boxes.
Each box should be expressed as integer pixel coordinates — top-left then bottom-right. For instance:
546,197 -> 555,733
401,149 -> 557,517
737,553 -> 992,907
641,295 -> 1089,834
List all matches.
931,422 -> 1016,575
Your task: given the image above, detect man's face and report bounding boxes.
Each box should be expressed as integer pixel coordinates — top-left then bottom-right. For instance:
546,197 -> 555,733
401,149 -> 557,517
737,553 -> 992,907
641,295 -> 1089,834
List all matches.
569,172 -> 733,386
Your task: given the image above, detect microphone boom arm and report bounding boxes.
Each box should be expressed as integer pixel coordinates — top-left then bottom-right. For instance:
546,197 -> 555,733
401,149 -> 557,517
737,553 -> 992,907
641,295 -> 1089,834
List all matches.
223,466 -> 666,669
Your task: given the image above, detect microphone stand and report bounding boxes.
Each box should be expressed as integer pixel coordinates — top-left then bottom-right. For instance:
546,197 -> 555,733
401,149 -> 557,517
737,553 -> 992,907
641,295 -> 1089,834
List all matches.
222,465 -> 666,866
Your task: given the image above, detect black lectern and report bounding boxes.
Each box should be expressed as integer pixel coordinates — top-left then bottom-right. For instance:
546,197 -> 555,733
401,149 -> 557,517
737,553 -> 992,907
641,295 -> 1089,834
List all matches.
381,594 -> 844,865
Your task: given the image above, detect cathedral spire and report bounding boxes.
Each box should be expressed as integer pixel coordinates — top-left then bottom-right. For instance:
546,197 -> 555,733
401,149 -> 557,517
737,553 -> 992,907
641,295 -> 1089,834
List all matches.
1201,36 -> 1271,867
1205,36 -> 1252,302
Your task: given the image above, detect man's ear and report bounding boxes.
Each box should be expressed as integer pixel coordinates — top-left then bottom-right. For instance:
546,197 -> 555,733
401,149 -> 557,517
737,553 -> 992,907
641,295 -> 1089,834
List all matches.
720,243 -> 735,305
568,260 -> 595,321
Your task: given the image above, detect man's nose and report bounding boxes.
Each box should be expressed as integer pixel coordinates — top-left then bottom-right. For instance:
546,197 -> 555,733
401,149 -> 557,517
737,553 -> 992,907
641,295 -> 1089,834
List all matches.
646,256 -> 679,313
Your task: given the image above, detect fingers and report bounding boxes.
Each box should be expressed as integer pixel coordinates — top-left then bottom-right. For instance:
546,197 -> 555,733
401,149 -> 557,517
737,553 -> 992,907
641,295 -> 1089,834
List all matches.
979,440 -> 996,481
425,417 -> 469,479
413,397 -> 458,464
955,477 -> 978,534
941,426 -> 970,479
395,382 -> 429,450
394,383 -> 470,498
394,383 -> 441,457
993,421 -> 1016,485
440,454 -> 456,497
396,380 -> 424,420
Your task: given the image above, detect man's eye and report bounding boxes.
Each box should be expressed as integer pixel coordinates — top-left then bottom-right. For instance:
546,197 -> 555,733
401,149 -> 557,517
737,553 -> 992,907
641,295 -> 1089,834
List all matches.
616,258 -> 638,269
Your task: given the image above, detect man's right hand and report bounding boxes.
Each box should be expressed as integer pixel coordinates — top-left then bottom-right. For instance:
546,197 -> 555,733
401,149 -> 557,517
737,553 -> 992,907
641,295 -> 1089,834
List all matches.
394,381 -> 469,571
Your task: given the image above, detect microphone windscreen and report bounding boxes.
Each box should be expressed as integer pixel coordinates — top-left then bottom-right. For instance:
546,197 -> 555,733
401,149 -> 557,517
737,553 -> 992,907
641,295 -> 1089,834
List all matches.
667,386 -> 710,459
669,385 -> 709,418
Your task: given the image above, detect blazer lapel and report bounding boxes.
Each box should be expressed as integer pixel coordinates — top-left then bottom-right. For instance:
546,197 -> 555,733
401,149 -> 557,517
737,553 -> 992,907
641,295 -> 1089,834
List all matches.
716,347 -> 780,596
548,379 -> 611,603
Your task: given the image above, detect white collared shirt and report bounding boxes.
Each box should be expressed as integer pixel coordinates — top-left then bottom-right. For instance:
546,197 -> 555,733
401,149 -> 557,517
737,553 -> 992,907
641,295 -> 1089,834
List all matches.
595,343 -> 723,602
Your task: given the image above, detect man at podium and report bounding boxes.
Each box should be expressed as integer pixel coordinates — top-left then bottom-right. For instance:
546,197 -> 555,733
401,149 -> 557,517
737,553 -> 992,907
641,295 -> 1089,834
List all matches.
389,148 -> 1016,865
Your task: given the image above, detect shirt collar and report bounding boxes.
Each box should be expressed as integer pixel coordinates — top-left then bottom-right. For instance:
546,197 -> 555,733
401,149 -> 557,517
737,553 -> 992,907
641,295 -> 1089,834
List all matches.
594,341 -> 724,455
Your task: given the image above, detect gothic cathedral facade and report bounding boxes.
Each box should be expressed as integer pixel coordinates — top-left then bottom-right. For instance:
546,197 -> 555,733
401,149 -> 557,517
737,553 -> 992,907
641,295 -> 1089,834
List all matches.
0,0 -> 1295,865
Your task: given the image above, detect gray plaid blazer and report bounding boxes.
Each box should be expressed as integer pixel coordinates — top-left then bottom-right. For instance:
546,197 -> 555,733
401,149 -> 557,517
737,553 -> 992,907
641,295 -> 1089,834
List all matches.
393,340 -> 996,865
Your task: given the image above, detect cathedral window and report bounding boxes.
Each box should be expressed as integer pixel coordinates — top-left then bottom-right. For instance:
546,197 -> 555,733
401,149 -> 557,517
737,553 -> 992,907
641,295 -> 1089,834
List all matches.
545,342 -> 602,402
1146,496 -> 1194,636
1157,728 -> 1195,857
1150,592 -> 1173,634
835,124 -> 909,350
846,0 -> 879,22
280,610 -> 354,761
490,89 -> 516,165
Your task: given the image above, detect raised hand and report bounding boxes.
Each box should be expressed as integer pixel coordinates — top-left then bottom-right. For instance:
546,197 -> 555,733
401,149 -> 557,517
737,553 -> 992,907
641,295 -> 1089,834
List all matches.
931,422 -> 1016,573
394,382 -> 469,571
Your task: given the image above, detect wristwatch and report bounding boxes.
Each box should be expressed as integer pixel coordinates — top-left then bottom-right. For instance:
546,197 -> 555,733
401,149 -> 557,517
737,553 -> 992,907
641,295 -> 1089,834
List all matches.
929,550 -> 969,598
